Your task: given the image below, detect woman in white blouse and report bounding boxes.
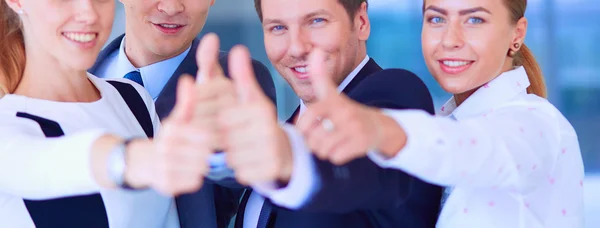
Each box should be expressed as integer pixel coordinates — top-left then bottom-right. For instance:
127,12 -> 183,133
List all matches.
297,0 -> 585,227
0,0 -> 213,227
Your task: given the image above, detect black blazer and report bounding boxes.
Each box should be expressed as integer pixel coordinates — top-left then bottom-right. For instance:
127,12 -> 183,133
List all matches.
235,59 -> 442,228
89,34 -> 277,228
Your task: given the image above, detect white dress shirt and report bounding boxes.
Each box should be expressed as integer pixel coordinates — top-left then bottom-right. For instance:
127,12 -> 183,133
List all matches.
245,55 -> 371,227
94,37 -> 191,100
368,66 -> 585,228
0,74 -> 179,228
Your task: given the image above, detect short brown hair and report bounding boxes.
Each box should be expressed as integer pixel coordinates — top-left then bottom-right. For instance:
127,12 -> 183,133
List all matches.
254,0 -> 367,22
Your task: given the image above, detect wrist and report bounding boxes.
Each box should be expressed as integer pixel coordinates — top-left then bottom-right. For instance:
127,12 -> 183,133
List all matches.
123,139 -> 153,189
375,112 -> 407,158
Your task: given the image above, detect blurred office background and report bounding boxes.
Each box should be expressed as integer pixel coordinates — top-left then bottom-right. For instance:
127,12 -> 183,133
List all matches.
110,0 -> 600,226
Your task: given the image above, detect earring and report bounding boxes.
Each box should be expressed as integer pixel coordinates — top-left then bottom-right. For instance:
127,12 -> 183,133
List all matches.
17,9 -> 23,14
508,43 -> 521,57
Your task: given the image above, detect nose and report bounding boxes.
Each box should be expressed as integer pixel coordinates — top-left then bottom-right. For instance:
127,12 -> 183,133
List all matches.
74,0 -> 99,25
157,0 -> 185,16
441,23 -> 464,50
287,28 -> 312,59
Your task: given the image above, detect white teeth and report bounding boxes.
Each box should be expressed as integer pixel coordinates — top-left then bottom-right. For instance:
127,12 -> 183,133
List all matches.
160,24 -> 179,28
64,32 -> 97,43
442,60 -> 470,67
294,67 -> 308,73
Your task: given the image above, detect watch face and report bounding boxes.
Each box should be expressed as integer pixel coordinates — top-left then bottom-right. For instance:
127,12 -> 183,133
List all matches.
108,144 -> 127,186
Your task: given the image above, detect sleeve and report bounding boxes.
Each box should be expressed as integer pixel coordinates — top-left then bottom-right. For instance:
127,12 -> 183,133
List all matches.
297,70 -> 442,213
251,123 -> 319,209
258,70 -> 443,213
0,117 -> 105,200
368,104 -> 562,192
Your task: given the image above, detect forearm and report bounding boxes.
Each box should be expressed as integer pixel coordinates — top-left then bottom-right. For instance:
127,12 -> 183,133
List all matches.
0,130 -> 110,199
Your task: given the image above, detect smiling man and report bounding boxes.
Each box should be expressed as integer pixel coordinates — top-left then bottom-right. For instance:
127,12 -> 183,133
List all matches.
222,0 -> 443,227
88,1 -> 276,228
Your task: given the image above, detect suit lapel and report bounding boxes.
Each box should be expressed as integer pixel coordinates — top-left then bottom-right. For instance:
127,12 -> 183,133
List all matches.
89,34 -> 125,74
286,58 -> 382,123
154,39 -> 200,120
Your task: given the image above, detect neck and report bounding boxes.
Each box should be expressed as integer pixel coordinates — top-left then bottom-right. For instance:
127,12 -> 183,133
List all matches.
453,61 -> 515,106
453,90 -> 475,107
123,31 -> 191,68
13,47 -> 99,102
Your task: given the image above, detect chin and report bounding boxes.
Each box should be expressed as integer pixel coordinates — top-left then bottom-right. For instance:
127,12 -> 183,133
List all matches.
294,86 -> 316,103
69,59 -> 97,72
438,80 -> 469,95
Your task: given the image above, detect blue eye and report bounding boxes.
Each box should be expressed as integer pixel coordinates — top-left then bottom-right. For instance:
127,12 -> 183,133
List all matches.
312,18 -> 325,24
467,17 -> 484,24
429,16 -> 445,24
271,25 -> 285,31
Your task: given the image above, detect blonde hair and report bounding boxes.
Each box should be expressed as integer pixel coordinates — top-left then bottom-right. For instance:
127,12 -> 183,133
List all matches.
0,1 -> 26,94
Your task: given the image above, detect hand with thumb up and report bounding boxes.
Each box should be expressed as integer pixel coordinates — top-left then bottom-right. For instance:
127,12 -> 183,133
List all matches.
296,49 -> 387,166
217,45 -> 294,186
125,75 -> 214,196
186,33 -> 236,151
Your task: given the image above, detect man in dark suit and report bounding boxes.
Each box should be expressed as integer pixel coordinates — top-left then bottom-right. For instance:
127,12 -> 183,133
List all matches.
217,0 -> 443,227
88,1 -> 276,227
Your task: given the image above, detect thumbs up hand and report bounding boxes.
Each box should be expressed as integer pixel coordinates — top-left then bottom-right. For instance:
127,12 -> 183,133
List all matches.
297,50 -> 384,165
218,45 -> 294,186
190,33 -> 236,151
141,75 -> 214,196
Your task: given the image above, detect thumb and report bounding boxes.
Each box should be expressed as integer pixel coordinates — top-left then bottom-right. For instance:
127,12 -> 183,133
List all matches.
197,33 -> 225,84
170,75 -> 196,123
308,49 -> 337,101
229,45 -> 264,103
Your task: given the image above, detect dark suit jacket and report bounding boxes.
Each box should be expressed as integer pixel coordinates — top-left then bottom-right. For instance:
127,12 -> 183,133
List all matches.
235,59 -> 442,228
89,34 -> 277,228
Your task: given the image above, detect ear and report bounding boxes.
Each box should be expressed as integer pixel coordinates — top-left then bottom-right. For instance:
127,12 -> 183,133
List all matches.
355,2 -> 370,42
210,0 -> 216,6
512,17 -> 528,48
4,0 -> 23,14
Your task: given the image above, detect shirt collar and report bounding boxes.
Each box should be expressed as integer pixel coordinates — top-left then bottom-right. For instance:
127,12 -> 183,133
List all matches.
439,66 -> 530,120
115,37 -> 191,99
299,54 -> 370,114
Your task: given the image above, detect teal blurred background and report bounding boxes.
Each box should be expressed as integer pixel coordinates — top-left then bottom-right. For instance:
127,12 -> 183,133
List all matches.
109,0 -> 600,226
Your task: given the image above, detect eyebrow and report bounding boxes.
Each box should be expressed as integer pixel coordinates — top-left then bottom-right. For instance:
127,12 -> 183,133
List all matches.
263,9 -> 331,25
263,18 -> 285,25
303,9 -> 330,20
424,5 -> 492,16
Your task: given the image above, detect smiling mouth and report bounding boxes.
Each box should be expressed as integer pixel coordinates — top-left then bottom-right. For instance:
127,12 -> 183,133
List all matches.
155,23 -> 183,29
152,23 -> 186,34
290,66 -> 310,79
438,60 -> 475,74
62,32 -> 98,43
292,66 -> 308,73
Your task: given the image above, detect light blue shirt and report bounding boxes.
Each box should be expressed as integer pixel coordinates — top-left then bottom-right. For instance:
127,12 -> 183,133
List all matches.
94,37 -> 191,100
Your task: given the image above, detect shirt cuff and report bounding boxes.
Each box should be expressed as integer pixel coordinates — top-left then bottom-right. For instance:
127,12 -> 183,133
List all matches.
251,124 -> 319,210
367,109 -> 438,170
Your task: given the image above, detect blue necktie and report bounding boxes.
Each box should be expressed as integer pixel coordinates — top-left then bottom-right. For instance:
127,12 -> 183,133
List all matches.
124,71 -> 144,87
256,200 -> 273,228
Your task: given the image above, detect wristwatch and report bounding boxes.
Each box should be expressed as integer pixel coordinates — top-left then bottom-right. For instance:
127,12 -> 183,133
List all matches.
107,139 -> 136,189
